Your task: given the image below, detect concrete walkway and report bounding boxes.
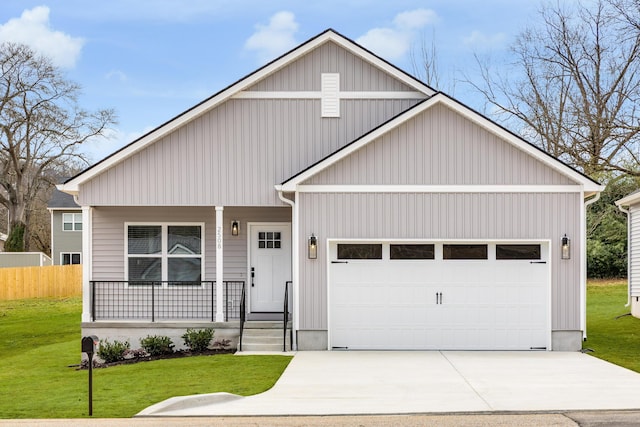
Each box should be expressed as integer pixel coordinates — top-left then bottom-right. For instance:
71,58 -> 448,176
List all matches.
138,351 -> 640,417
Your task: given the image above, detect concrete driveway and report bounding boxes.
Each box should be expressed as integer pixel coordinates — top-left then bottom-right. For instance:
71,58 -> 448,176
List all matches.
137,351 -> 640,417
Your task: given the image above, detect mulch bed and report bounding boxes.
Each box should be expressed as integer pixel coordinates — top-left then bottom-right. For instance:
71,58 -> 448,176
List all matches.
74,348 -> 235,370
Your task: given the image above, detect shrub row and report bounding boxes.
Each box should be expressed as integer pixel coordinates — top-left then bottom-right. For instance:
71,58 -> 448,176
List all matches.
97,328 -> 231,363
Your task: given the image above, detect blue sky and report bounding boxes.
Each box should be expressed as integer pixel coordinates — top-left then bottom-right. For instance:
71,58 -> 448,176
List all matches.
0,1 -> 545,163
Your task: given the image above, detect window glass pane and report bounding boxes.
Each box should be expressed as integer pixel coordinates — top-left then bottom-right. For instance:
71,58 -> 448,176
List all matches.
443,244 -> 488,260
74,213 -> 83,223
390,244 -> 435,259
496,244 -> 541,260
75,222 -> 83,231
71,253 -> 81,264
128,258 -> 161,280
63,222 -> 73,231
128,226 -> 161,254
168,258 -> 201,281
337,244 -> 382,259
62,253 -> 70,265
168,226 -> 201,254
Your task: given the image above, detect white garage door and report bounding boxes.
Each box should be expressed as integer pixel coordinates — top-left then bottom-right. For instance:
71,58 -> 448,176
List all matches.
329,241 -> 550,350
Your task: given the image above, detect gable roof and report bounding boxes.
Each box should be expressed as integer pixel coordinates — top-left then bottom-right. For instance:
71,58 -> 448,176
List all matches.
278,92 -> 603,195
59,29 -> 435,196
616,189 -> 640,207
48,189 -> 80,209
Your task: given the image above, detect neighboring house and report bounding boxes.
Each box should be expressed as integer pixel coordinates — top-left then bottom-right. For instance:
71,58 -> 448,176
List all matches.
615,190 -> 640,319
58,29 -> 603,352
0,252 -> 52,267
48,189 -> 83,265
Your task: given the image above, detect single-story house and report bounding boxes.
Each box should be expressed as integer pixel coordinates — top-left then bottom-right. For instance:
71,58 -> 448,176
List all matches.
615,190 -> 640,319
48,189 -> 83,265
59,29 -> 603,352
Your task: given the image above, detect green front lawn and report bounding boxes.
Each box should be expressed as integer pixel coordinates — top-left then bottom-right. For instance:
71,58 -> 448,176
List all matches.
585,280 -> 640,373
0,297 -> 291,418
0,282 -> 638,418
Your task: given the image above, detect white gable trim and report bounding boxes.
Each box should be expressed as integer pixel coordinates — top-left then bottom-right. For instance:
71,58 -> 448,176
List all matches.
280,94 -> 603,194
59,30 -> 435,194
232,91 -> 426,99
295,185 -> 583,193
616,191 -> 640,207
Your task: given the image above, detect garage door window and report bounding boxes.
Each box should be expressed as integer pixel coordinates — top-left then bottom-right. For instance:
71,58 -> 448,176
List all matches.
390,244 -> 435,259
337,244 -> 382,259
443,244 -> 488,260
496,244 -> 541,260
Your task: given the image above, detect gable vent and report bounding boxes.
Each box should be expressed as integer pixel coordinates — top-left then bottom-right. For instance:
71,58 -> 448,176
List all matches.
321,73 -> 340,118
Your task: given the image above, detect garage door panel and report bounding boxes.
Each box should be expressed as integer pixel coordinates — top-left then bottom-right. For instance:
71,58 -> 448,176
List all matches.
329,241 -> 549,350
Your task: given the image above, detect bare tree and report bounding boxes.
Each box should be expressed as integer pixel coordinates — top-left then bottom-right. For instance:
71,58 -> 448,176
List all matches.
410,31 -> 456,94
0,43 -> 116,251
468,0 -> 640,176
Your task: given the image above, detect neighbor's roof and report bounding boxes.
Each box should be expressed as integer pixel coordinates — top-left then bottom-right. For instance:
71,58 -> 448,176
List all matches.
616,189 -> 640,207
48,189 -> 80,209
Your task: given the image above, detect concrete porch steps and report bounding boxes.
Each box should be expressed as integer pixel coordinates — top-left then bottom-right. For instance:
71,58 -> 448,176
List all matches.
240,321 -> 292,352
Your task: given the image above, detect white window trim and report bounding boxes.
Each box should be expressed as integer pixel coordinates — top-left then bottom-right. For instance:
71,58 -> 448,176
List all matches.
62,212 -> 82,231
60,252 -> 82,265
124,222 -> 205,285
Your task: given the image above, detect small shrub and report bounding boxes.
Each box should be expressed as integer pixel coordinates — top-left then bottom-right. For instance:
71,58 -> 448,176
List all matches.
140,335 -> 175,356
97,339 -> 130,363
181,328 -> 214,352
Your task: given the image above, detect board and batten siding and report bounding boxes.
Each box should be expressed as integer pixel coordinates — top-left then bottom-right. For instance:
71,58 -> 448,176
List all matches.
247,41 -> 417,92
79,99 -> 421,207
297,192 -> 581,332
91,206 -> 290,281
631,204 -> 640,298
304,103 -> 575,186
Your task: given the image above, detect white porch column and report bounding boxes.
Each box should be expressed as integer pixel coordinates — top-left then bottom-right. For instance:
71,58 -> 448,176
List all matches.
215,206 -> 225,322
81,206 -> 93,322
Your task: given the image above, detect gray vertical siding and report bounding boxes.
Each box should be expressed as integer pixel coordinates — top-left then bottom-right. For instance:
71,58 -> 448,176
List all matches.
631,204 -> 640,297
297,192 -> 582,331
51,210 -> 83,265
91,206 -> 289,281
247,41 -> 417,92
79,99 -> 421,206
305,104 -> 575,185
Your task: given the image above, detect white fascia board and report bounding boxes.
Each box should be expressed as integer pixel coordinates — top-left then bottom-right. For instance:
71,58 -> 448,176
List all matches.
296,185 -> 583,193
282,94 -> 603,194
616,191 -> 640,207
61,31 -> 434,194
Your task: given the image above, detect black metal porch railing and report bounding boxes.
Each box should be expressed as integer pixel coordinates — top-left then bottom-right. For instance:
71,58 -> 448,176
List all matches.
283,281 -> 292,352
90,281 -> 244,322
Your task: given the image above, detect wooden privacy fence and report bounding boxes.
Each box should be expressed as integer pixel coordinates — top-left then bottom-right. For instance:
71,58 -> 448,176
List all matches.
0,265 -> 82,300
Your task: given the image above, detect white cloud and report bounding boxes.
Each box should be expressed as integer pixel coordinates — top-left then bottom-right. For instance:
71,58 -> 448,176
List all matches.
462,31 -> 507,49
357,9 -> 438,61
244,11 -> 299,63
106,70 -> 128,82
0,6 -> 84,68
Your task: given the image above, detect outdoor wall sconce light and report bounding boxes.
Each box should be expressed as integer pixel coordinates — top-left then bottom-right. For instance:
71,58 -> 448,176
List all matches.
561,234 -> 571,260
308,233 -> 317,259
231,220 -> 240,236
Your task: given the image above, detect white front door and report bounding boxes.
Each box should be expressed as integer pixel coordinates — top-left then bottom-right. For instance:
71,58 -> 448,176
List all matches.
249,223 -> 292,312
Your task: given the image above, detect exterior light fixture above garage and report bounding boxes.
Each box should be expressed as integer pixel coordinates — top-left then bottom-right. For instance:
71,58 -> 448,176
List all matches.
561,234 -> 571,259
308,234 -> 318,259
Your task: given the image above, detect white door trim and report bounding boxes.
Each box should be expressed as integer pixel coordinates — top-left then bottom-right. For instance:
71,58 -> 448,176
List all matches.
247,222 -> 292,313
326,238 -> 552,351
